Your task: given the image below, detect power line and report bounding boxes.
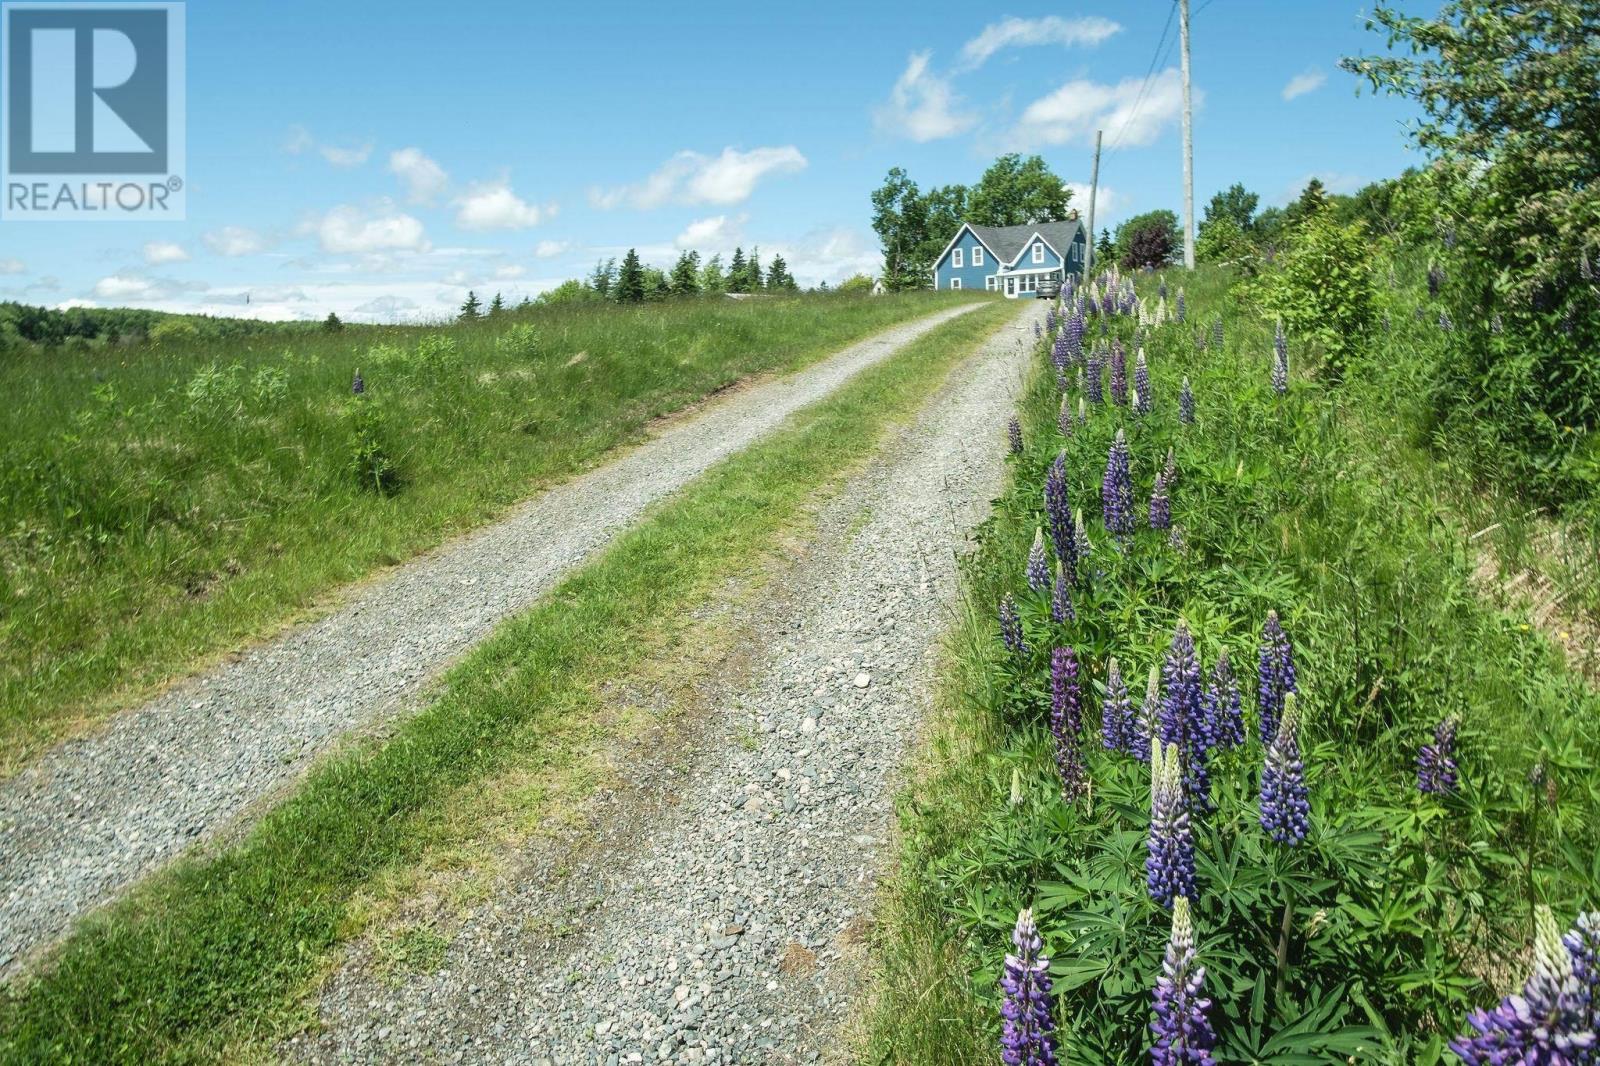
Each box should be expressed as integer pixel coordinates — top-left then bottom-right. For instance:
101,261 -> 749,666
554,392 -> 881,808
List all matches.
1106,0 -> 1178,152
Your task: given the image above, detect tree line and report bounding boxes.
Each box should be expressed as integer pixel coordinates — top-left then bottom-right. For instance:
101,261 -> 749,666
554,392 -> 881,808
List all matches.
524,246 -> 799,312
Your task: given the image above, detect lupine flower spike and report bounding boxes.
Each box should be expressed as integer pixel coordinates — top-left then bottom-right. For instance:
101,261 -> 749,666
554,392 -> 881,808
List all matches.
1000,909 -> 1060,1066
1133,665 -> 1159,761
1257,610 -> 1297,744
1045,452 -> 1075,581
1163,448 -> 1178,489
1008,416 -> 1024,456
999,594 -> 1027,657
1150,897 -> 1217,1066
1450,905 -> 1600,1064
1110,341 -> 1128,406
1175,288 -> 1186,323
1260,693 -> 1310,845
1134,351 -> 1152,416
1102,429 -> 1134,542
1418,716 -> 1458,794
1027,528 -> 1052,594
1149,474 -> 1171,531
1086,350 -> 1105,405
1147,740 -> 1196,907
1057,395 -> 1074,438
1102,656 -> 1134,752
1202,650 -> 1244,750
1051,562 -> 1074,624
351,368 -> 365,395
1271,345 -> 1289,396
1051,647 -> 1087,801
1163,620 -> 1211,808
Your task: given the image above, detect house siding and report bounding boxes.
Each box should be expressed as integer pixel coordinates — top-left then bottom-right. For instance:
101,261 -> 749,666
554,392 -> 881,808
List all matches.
933,228 -> 1000,291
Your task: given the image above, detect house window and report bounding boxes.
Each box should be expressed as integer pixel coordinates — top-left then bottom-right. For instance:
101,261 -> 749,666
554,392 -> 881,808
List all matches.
950,277 -> 962,290
1032,242 -> 1045,264
952,248 -> 964,268
972,246 -> 984,267
986,275 -> 996,291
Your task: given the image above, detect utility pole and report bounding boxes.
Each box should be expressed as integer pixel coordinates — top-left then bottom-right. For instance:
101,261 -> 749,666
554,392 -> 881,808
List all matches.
1085,129 -> 1102,279
1179,0 -> 1195,269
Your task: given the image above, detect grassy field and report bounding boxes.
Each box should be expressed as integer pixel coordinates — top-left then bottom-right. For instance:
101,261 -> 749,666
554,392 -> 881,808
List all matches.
0,291 -> 980,766
859,266 -> 1599,1063
0,299 -> 1018,1063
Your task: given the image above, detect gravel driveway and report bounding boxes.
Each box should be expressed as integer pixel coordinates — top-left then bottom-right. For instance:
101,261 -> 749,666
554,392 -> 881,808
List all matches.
0,303 -> 983,980
291,302 -> 1042,1064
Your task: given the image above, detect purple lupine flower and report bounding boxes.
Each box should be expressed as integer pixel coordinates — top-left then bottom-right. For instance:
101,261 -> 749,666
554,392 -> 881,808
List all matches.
1175,288 -> 1186,323
1179,377 -> 1195,424
1065,313 -> 1085,365
1085,350 -> 1105,405
1056,367 -> 1069,393
1046,308 -> 1058,334
1000,908 -> 1060,1066
1045,451 -> 1075,582
1149,474 -> 1172,531
1147,740 -> 1196,908
1163,620 -> 1211,809
1057,395 -> 1075,439
1257,610 -> 1297,745
1150,897 -> 1217,1066
1158,276 -> 1169,300
1101,429 -> 1134,541
1163,448 -> 1178,489
999,594 -> 1027,657
1417,716 -> 1459,795
1202,649 -> 1245,751
1132,665 -> 1158,761
1051,647 -> 1087,801
351,368 -> 365,395
1102,656 -> 1134,752
1450,906 -> 1599,1065
1051,562 -> 1074,623
1427,263 -> 1444,297
1008,415 -> 1024,456
1110,340 -> 1128,406
1260,693 -> 1310,845
1052,330 -> 1070,370
1211,318 -> 1224,350
1134,351 -> 1152,416
1274,318 -> 1288,366
1271,345 -> 1289,396
1027,528 -> 1052,594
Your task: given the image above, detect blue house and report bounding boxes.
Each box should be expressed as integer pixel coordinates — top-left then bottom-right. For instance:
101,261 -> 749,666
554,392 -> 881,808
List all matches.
931,218 -> 1086,297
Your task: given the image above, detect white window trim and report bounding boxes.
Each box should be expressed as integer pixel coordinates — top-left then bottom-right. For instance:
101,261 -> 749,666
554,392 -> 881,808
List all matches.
950,277 -> 961,290
1032,242 -> 1045,264
972,246 -> 984,266
985,275 -> 996,290
952,248 -> 964,268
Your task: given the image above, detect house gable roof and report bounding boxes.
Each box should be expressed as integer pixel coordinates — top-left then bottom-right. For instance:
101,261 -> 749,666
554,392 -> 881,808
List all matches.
932,223 -> 1002,271
967,220 -> 1085,269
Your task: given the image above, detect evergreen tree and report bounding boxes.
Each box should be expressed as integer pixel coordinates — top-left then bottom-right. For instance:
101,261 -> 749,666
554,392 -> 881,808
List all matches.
746,246 -> 764,291
517,295 -> 534,310
727,247 -> 749,293
699,253 -> 726,293
488,292 -> 506,316
589,258 -> 617,298
459,290 -> 482,321
615,249 -> 646,302
1285,178 -> 1329,230
642,267 -> 670,301
1097,229 -> 1115,260
766,253 -> 797,291
670,250 -> 702,295
322,311 -> 344,332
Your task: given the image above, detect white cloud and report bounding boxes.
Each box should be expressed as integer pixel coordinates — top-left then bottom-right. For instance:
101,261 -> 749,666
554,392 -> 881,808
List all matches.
874,52 -> 976,143
775,228 -> 882,288
959,16 -> 1121,69
203,226 -> 271,257
91,272 -> 207,301
1006,68 -> 1190,150
142,241 -> 189,265
453,180 -> 553,231
674,214 -> 745,250
493,264 -> 526,279
1282,69 -> 1327,101
1063,182 -> 1120,225
320,141 -> 373,168
534,239 -> 569,258
389,147 -> 449,204
0,258 -> 23,274
283,125 -> 314,155
590,146 -> 808,210
313,202 -> 430,254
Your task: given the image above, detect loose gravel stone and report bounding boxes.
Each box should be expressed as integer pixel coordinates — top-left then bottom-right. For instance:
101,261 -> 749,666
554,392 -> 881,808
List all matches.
0,304 -> 983,980
293,303 -> 1041,1063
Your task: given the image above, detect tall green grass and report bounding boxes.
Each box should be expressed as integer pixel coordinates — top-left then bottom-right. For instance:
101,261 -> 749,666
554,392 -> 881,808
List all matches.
0,301 -> 1017,1063
0,291 -> 980,765
860,268 -> 1599,1063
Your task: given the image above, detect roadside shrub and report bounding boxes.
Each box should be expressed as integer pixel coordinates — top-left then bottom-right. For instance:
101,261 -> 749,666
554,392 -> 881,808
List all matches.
413,334 -> 462,376
495,323 -> 540,358
345,397 -> 398,494
1258,212 -> 1374,375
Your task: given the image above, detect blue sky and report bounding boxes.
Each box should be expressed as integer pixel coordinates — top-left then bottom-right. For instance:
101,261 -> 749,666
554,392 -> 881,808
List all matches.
0,0 -> 1426,322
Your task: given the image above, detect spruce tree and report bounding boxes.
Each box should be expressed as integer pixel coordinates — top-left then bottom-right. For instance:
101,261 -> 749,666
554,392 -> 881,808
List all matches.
746,246 -> 764,291
670,250 -> 701,295
489,292 -> 505,316
459,290 -> 482,321
727,247 -> 749,293
589,258 -> 616,298
699,254 -> 726,293
615,248 -> 646,303
322,311 -> 344,332
767,254 -> 796,291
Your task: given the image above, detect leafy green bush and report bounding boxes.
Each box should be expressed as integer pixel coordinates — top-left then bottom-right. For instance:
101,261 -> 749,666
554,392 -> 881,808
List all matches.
344,396 -> 398,494
1258,212 -> 1374,375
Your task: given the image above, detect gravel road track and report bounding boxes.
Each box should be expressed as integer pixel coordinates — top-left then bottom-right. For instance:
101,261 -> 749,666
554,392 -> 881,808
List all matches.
292,301 -> 1043,1064
0,303 -> 984,980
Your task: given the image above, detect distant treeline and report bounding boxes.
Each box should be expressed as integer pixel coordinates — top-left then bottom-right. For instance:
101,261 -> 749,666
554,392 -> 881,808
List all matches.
0,300 -> 322,353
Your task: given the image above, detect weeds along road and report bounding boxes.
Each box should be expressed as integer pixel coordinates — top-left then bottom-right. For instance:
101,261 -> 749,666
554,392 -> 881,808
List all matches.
293,303 -> 1044,1064
0,303 -> 984,980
